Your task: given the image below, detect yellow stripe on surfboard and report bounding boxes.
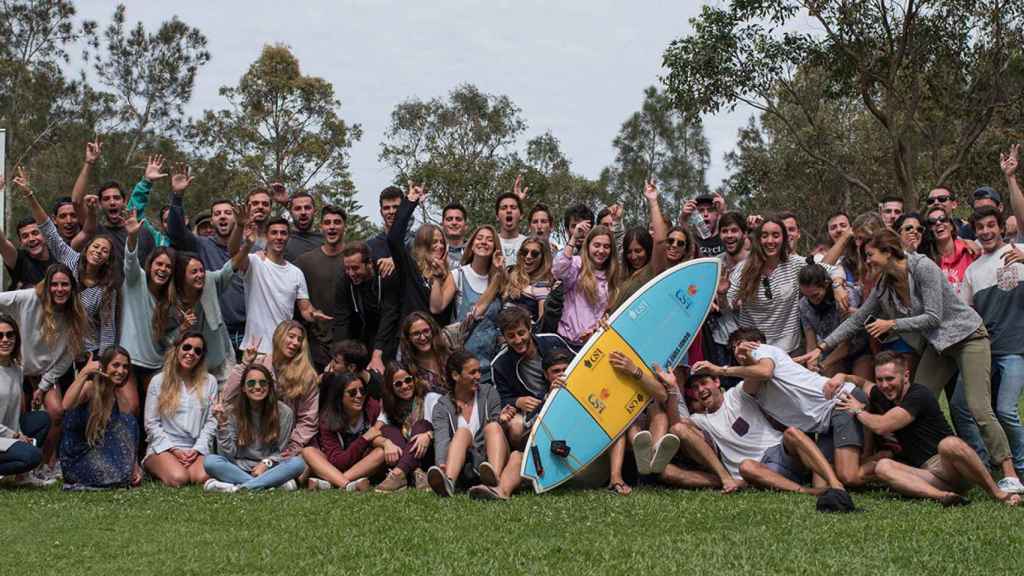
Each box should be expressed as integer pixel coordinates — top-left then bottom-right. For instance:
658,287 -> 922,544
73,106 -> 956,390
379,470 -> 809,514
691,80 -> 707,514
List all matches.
563,327 -> 651,437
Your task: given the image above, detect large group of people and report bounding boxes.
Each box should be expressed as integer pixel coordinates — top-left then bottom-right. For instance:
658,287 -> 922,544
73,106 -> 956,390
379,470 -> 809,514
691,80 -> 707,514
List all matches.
2,139 -> 1024,510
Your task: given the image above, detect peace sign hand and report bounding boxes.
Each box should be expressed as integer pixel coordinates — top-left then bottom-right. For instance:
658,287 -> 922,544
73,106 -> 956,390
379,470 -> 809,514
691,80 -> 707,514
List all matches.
643,178 -> 658,200
1001,144 -> 1019,178
85,137 -> 103,164
241,336 -> 262,365
406,181 -> 427,203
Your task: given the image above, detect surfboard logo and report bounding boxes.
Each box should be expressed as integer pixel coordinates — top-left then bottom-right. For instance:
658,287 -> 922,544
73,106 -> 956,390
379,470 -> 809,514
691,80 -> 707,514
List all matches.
625,392 -> 646,415
673,288 -> 694,311
587,392 -> 607,414
665,331 -> 692,367
582,347 -> 605,369
627,300 -> 649,321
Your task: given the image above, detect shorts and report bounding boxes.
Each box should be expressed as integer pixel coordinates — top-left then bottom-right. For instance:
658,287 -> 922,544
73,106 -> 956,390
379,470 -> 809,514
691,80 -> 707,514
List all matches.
922,454 -> 970,492
760,443 -> 810,485
818,387 -> 867,461
882,338 -> 914,354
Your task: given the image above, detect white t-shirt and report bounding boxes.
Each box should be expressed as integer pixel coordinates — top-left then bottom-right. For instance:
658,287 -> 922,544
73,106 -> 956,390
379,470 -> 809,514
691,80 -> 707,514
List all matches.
242,253 -> 309,354
457,265 -> 490,294
750,344 -> 853,433
456,395 -> 481,437
499,234 -> 527,266
691,386 -> 782,479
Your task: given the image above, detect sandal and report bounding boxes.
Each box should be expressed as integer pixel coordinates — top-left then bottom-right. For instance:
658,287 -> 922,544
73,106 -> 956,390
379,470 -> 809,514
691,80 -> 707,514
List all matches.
607,482 -> 632,496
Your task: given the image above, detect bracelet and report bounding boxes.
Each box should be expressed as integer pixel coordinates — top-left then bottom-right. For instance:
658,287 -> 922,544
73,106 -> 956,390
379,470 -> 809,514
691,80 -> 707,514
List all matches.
633,367 -> 642,379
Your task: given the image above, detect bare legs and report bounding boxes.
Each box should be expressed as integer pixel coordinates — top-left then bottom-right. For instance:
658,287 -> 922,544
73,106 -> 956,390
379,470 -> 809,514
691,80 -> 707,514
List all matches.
144,452 -> 208,487
301,446 -> 384,489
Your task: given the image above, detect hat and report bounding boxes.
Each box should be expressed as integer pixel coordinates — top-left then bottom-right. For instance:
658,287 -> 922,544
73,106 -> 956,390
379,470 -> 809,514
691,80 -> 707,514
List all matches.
192,211 -> 212,228
816,488 -> 856,513
973,186 -> 1002,205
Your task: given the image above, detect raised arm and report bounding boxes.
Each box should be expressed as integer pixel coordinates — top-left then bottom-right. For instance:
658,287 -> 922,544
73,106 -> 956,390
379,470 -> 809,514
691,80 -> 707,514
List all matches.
1001,144 -> 1024,235
646,180 -> 669,274
388,184 -> 423,258
70,196 -> 98,251
72,138 -> 103,219
166,164 -> 199,253
0,225 -> 18,271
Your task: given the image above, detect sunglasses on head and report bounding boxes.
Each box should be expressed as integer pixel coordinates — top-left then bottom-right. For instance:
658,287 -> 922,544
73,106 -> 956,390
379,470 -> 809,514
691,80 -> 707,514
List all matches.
901,224 -> 924,233
665,238 -> 687,248
345,387 -> 366,399
180,342 -> 204,356
927,215 -> 949,227
762,276 -> 773,300
244,378 -> 269,390
927,195 -> 952,205
0,330 -> 16,341
393,375 -> 414,387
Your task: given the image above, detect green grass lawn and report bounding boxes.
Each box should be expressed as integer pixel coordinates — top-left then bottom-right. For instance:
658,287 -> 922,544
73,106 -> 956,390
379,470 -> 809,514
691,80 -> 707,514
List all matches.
2,483 -> 1021,576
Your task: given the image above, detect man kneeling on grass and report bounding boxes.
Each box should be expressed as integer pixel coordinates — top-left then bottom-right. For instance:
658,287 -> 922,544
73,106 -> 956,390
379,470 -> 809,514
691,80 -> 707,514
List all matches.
832,352 -> 1020,507
672,371 -> 855,511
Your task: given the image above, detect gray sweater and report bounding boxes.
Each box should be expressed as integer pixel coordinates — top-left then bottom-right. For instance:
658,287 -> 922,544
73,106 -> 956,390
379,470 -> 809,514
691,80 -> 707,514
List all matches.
823,253 -> 983,354
215,401 -> 295,471
432,384 -> 501,465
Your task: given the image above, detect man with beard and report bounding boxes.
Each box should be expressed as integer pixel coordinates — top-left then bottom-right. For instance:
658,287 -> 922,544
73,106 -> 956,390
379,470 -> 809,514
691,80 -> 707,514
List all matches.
241,217 -> 332,354
442,202 -> 468,269
706,211 -> 749,388
167,166 -> 247,352
283,191 -> 324,262
0,214 -> 54,290
295,205 -> 346,370
70,139 -> 128,264
332,241 -> 399,374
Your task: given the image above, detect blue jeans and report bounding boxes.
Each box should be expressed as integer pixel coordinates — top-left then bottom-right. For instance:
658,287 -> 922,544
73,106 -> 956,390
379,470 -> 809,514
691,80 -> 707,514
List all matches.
0,411 -> 50,475
203,454 -> 305,490
952,354 -> 1024,470
951,375 -> 990,465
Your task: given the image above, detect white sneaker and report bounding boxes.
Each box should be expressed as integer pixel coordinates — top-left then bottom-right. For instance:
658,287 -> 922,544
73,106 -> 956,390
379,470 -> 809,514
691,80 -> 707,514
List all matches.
280,479 -> 298,492
650,433 -> 681,474
308,477 -> 332,491
203,479 -> 238,493
345,477 -> 370,493
997,476 -> 1024,494
632,431 -> 653,475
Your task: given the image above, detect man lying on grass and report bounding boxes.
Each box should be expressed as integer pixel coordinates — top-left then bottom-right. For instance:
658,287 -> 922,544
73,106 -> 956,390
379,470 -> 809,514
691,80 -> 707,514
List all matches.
671,371 -> 854,511
829,352 -> 1020,507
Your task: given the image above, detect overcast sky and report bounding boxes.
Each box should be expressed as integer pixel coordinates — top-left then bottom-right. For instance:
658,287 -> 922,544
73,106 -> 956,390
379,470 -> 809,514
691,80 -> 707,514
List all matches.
76,1 -> 751,224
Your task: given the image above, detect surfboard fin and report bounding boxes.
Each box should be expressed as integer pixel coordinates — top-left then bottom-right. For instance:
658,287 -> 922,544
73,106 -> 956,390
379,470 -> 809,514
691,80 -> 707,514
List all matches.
550,440 -> 571,458
531,445 -> 544,476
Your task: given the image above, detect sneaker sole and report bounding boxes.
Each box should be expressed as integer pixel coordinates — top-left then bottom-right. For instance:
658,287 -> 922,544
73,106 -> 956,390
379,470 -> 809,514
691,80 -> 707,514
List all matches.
468,485 -> 506,501
478,462 -> 499,487
633,431 -> 653,475
427,467 -> 451,497
650,434 -> 681,474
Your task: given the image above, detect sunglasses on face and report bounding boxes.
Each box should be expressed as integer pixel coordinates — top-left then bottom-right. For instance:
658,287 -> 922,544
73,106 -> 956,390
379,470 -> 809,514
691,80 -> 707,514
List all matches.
927,216 -> 949,228
0,331 -> 16,341
244,379 -> 269,390
927,195 -> 952,205
762,276 -> 773,300
665,238 -> 687,248
180,342 -> 204,356
521,248 -> 542,258
345,387 -> 366,399
901,225 -> 924,233
393,375 -> 414,388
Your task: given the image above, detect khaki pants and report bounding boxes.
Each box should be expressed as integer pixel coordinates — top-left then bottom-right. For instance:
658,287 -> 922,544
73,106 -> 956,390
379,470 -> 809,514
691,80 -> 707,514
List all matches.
915,330 -> 1010,464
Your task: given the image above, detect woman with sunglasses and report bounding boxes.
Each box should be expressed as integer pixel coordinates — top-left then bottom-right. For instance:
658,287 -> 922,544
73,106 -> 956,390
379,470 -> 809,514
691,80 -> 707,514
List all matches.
398,311 -> 452,394
226,320 -> 319,460
727,217 -> 848,355
302,371 -> 385,491
0,264 -> 87,481
0,314 -> 52,486
502,236 -> 555,324
143,332 -> 217,487
895,213 -> 927,254
374,362 -> 441,492
59,347 -> 142,489
925,206 -> 977,299
203,364 -> 305,492
427,349 -> 511,497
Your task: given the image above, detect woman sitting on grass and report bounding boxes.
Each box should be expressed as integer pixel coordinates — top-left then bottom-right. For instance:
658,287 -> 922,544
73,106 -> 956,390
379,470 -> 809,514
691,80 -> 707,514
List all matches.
301,371 -> 385,492
225,320 -> 319,460
203,364 -> 305,492
0,314 -> 51,486
60,347 -> 141,489
143,332 -> 217,487
374,362 -> 440,493
427,349 -> 512,497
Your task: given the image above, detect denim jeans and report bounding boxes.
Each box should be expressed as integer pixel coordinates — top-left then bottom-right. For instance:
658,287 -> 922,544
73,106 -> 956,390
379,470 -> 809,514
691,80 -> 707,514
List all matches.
951,354 -> 1024,470
951,375 -> 989,464
203,454 -> 306,489
0,411 -> 50,475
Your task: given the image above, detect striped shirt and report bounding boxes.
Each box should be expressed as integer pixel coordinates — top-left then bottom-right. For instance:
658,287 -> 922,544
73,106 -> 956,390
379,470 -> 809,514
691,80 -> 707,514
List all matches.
40,218 -> 117,353
727,254 -> 840,354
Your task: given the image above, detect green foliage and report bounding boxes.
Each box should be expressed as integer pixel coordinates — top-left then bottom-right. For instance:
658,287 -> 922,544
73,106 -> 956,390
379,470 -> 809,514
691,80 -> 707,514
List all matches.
190,44 -> 372,239
664,0 -> 1024,204
602,85 -> 710,228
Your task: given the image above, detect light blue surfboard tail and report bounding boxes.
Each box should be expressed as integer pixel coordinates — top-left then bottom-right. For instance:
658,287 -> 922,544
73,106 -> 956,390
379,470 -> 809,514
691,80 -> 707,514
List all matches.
520,388 -> 611,493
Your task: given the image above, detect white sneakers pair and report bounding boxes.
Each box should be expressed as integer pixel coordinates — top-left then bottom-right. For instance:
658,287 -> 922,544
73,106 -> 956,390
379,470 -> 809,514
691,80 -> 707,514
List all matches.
203,479 -> 298,493
632,431 -> 680,476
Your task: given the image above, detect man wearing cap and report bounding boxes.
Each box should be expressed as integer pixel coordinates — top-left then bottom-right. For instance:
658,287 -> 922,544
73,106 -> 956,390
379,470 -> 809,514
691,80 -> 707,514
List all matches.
680,193 -> 727,258
973,185 -> 1020,242
192,211 -> 214,237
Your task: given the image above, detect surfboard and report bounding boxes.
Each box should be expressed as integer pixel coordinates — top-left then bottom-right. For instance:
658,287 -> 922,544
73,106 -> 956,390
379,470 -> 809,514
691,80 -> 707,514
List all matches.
520,257 -> 721,493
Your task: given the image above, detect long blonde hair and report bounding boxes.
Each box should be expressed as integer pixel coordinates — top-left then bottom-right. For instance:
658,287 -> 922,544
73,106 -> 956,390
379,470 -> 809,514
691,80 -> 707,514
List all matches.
578,225 -> 619,306
271,320 -> 317,401
412,223 -> 447,280
157,332 -> 209,418
36,264 -> 87,355
503,236 -> 553,301
86,347 -> 130,447
458,225 -> 506,308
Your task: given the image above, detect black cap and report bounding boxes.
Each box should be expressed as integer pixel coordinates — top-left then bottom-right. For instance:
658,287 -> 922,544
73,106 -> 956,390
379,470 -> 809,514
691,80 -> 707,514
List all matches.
973,186 -> 1002,205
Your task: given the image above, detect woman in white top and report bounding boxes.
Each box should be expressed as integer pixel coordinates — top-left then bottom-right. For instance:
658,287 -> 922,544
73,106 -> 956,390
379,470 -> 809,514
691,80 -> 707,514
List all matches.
0,263 -> 87,472
0,314 -> 51,485
143,331 -> 217,487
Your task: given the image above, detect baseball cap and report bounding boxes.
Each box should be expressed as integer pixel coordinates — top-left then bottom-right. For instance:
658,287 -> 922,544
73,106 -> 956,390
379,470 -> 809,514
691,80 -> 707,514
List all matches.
973,186 -> 1002,205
